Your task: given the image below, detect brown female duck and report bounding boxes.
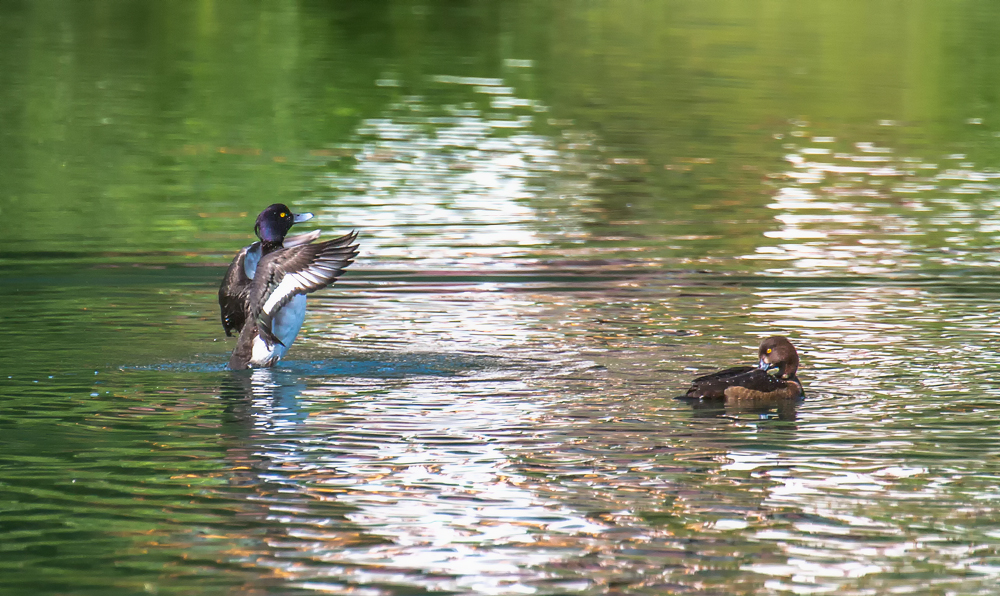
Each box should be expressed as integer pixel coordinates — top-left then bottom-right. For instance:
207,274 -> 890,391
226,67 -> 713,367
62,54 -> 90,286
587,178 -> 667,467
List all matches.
681,336 -> 803,401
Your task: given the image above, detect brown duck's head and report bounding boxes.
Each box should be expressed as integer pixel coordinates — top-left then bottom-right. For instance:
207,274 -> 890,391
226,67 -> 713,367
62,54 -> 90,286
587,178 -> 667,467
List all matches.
757,336 -> 799,379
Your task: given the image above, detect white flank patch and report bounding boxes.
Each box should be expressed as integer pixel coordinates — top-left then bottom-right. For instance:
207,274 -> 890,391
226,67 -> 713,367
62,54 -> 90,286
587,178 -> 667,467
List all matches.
273,294 -> 307,348
243,244 -> 262,279
249,294 -> 307,367
250,335 -> 279,367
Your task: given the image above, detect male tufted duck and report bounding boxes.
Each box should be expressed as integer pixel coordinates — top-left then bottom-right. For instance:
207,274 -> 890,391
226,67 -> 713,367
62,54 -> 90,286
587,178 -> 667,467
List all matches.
219,204 -> 359,370
680,336 -> 803,402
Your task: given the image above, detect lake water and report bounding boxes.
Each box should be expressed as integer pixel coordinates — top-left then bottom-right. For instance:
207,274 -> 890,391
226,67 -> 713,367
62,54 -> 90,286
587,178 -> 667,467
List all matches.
6,2 -> 1000,594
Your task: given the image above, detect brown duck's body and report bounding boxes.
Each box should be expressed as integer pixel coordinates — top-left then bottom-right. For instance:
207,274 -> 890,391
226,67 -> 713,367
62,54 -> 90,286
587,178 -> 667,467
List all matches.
722,379 -> 803,401
682,337 -> 804,401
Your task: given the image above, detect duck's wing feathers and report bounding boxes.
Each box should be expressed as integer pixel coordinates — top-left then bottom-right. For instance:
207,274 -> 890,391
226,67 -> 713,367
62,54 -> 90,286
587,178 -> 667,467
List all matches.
685,365 -> 773,399
249,230 -> 360,347
283,229 -> 322,247
219,243 -> 259,336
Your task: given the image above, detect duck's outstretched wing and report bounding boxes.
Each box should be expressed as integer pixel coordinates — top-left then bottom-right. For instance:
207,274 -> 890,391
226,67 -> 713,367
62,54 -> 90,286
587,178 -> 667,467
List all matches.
219,243 -> 259,336
283,229 -> 321,248
249,230 -> 360,347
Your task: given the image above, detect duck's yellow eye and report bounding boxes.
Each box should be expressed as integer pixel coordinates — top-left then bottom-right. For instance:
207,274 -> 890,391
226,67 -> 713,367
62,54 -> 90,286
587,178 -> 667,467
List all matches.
766,348 -> 772,354
280,212 -> 287,218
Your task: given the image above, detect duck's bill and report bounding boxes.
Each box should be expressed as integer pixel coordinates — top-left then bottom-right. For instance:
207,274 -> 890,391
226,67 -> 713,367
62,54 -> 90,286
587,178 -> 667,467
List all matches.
292,212 -> 314,223
758,358 -> 775,371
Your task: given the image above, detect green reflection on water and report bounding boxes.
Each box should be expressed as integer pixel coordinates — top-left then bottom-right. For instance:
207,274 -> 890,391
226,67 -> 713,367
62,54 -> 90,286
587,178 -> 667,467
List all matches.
4,1 -> 1000,257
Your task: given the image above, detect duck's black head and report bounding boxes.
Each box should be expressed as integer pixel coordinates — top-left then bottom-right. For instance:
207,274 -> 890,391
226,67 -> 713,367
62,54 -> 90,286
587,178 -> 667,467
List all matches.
757,336 -> 799,378
254,203 -> 313,244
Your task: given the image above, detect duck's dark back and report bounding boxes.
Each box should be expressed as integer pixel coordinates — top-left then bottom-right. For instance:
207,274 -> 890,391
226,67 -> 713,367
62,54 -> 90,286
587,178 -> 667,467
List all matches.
684,365 -> 759,399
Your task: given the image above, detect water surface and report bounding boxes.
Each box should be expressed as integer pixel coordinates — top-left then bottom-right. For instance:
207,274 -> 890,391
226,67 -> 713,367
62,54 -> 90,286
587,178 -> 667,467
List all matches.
5,2 -> 1000,595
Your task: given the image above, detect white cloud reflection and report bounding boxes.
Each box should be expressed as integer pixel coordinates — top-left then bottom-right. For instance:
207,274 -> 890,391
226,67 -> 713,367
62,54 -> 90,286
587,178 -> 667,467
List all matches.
747,134 -> 1000,276
300,80 -> 599,267
240,370 -> 606,595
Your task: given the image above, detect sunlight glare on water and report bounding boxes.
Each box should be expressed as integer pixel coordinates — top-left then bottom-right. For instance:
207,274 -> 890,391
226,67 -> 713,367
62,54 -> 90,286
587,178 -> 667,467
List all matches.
310,87 -> 599,266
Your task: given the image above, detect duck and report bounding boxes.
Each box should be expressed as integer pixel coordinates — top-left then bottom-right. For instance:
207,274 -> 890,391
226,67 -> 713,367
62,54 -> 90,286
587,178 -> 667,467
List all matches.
219,204 -> 359,370
680,336 -> 804,402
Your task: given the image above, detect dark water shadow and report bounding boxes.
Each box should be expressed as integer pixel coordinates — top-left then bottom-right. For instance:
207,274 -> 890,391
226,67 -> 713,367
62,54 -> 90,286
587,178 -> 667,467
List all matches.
677,394 -> 803,422
123,349 -> 509,379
